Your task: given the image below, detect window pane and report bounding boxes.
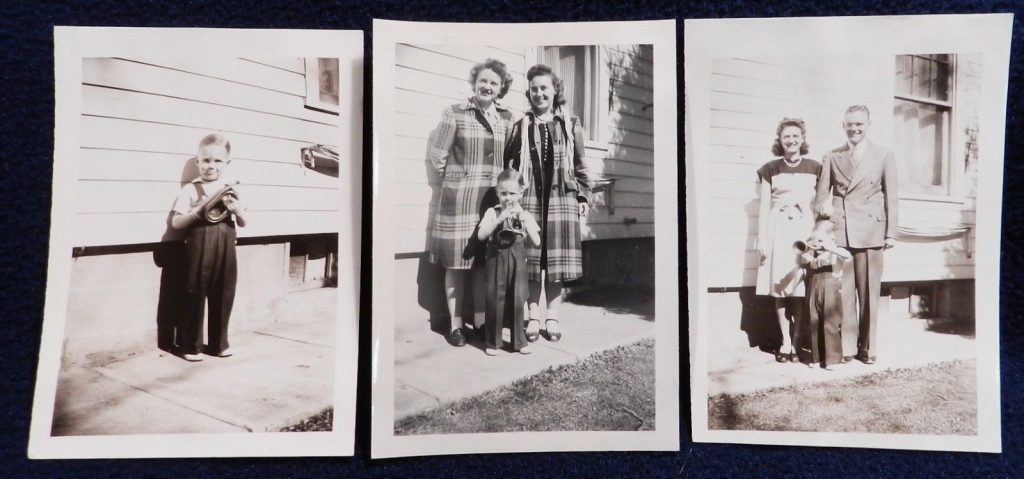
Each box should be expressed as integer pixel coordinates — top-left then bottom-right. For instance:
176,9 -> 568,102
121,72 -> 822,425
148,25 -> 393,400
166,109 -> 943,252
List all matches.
893,99 -> 948,195
543,46 -> 586,122
318,58 -> 340,106
895,55 -> 914,96
913,56 -> 933,98
897,55 -> 950,102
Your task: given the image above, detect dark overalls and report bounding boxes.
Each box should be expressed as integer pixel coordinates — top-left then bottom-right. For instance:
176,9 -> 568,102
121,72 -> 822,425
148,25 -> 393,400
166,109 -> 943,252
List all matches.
180,182 -> 237,356
804,257 -> 843,367
483,212 -> 529,351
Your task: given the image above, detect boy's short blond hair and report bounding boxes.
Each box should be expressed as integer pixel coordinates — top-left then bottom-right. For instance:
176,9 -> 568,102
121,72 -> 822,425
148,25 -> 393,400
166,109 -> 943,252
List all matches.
198,133 -> 231,154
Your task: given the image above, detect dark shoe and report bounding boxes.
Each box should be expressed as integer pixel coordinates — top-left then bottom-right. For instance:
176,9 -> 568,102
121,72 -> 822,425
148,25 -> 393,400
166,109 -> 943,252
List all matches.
447,328 -> 466,347
774,351 -> 787,363
788,353 -> 799,363
526,319 -> 541,342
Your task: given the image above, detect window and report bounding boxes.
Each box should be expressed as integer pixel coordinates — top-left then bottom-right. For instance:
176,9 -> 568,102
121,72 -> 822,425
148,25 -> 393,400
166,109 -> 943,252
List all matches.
540,46 -> 604,143
893,54 -> 954,197
304,57 -> 340,114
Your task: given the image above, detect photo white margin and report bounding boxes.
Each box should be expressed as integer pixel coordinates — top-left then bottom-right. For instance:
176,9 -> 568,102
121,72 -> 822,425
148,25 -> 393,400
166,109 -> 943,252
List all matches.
371,18 -> 680,458
27,27 -> 363,459
684,13 -> 1011,453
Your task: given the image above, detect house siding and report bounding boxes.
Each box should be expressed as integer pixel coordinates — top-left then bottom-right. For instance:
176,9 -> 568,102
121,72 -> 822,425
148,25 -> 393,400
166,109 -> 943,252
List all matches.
391,44 -> 655,256
62,58 -> 342,366
77,57 -> 341,247
705,56 -> 978,289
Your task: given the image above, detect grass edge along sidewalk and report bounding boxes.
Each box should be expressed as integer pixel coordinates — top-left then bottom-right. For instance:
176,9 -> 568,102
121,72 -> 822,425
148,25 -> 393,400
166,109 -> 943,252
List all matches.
394,338 -> 655,435
709,358 -> 977,435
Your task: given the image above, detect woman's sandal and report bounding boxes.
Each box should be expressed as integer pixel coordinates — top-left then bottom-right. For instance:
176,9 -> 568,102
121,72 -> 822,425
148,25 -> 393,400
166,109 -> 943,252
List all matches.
544,319 -> 562,342
526,319 -> 541,342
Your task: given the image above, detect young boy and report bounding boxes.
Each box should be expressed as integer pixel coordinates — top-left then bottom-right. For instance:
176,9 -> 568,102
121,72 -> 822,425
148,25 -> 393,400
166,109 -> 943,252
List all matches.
476,169 -> 541,356
797,220 -> 851,369
171,133 -> 248,362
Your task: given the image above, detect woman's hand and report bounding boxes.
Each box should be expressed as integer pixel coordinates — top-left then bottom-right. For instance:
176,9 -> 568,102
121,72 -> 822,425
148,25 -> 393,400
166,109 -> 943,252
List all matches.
578,202 -> 588,217
815,200 -> 834,219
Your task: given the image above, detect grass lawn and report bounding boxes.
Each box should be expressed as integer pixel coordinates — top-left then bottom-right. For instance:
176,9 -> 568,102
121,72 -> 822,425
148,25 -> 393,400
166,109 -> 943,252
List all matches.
709,359 -> 977,435
280,407 -> 332,432
395,338 -> 655,435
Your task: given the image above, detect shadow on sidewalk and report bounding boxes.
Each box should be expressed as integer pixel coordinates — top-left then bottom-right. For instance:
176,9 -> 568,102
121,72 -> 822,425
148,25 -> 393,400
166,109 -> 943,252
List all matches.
566,285 -> 654,321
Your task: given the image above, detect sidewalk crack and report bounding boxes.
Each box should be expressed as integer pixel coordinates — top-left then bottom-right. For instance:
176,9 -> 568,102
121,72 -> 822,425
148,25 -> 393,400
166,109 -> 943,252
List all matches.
251,330 -> 331,348
91,368 -> 253,432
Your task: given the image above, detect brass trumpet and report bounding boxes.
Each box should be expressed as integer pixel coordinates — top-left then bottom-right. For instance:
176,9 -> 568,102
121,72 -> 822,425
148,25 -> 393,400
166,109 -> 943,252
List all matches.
197,181 -> 240,224
496,205 -> 526,244
793,239 -> 851,259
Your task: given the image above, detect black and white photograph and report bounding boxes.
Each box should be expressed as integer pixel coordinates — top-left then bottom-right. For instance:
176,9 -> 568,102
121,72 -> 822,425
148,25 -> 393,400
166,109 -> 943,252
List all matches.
28,28 -> 362,458
371,19 -> 678,457
685,14 -> 1010,452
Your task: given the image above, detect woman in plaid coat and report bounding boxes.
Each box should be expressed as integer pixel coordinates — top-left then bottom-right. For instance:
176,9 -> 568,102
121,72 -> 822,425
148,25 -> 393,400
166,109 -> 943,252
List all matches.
505,64 -> 590,343
428,58 -> 515,347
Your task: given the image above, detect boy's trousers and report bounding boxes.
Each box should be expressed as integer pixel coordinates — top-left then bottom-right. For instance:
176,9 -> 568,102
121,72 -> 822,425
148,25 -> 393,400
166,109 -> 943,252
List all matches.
180,220 -> 237,355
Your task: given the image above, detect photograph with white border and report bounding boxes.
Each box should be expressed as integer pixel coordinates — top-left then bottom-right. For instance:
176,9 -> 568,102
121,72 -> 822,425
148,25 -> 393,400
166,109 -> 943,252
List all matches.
685,14 -> 1010,452
28,27 -> 362,458
371,19 -> 679,457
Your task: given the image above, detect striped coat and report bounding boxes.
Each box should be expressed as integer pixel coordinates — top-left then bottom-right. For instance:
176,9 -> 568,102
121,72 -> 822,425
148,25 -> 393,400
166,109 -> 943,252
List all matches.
505,110 -> 590,282
427,99 -> 514,269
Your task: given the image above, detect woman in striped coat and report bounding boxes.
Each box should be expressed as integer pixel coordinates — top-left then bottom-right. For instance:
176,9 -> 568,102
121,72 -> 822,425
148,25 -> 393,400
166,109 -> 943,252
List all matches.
428,58 -> 515,347
505,64 -> 590,342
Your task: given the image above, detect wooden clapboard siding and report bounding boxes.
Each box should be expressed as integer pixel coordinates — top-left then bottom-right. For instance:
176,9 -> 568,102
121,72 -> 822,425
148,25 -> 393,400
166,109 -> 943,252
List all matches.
75,57 -> 341,247
390,44 -> 655,254
582,45 -> 655,241
76,211 -> 340,246
703,56 -> 979,288
121,58 -> 307,96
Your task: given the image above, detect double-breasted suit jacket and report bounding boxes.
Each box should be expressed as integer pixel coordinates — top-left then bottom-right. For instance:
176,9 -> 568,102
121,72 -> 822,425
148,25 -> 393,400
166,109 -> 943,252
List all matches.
814,140 -> 898,359
815,141 -> 899,248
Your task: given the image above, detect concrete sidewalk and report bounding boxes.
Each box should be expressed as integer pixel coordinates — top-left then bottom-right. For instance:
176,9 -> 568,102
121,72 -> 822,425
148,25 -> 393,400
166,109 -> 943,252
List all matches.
394,296 -> 656,422
708,318 -> 976,397
51,287 -> 336,436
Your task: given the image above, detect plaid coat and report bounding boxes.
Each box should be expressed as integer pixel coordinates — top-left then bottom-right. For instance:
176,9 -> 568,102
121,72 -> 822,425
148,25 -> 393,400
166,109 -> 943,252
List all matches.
505,110 -> 590,282
427,99 -> 514,269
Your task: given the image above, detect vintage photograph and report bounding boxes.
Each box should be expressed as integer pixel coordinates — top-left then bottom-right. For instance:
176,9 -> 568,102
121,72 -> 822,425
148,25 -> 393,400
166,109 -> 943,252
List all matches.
685,14 -> 1010,452
372,20 -> 678,457
29,28 -> 362,458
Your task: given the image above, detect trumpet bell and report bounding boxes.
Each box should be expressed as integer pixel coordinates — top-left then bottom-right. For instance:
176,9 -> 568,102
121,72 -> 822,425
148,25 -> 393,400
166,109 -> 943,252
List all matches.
202,189 -> 239,224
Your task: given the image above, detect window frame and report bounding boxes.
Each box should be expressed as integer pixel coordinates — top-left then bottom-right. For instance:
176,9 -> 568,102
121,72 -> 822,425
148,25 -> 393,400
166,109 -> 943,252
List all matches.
893,53 -> 964,203
536,45 -> 611,149
303,57 -> 341,115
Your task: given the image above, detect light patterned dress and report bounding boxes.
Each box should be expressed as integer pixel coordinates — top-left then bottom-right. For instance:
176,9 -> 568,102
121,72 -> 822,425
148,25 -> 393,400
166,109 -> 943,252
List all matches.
755,157 -> 821,297
427,98 -> 514,269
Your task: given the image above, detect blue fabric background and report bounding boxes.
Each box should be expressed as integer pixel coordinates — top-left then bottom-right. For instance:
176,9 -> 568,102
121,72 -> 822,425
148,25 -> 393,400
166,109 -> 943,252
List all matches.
1,1 -> 1021,476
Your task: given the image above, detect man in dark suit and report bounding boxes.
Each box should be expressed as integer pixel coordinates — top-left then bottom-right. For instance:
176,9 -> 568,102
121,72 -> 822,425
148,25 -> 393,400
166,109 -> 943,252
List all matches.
814,105 -> 898,364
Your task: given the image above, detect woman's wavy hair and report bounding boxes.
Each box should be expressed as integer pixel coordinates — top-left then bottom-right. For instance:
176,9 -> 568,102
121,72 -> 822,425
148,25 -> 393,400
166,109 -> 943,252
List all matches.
525,64 -> 567,110
771,117 -> 810,157
469,58 -> 513,99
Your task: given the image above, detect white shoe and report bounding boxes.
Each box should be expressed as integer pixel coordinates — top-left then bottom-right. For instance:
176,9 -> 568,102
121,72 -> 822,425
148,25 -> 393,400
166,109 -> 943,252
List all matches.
183,353 -> 204,362
485,348 -> 499,356
519,346 -> 532,355
215,348 -> 233,358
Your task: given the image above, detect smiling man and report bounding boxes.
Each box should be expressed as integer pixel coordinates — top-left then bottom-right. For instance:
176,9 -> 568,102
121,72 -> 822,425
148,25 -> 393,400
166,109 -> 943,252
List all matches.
814,105 -> 899,365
